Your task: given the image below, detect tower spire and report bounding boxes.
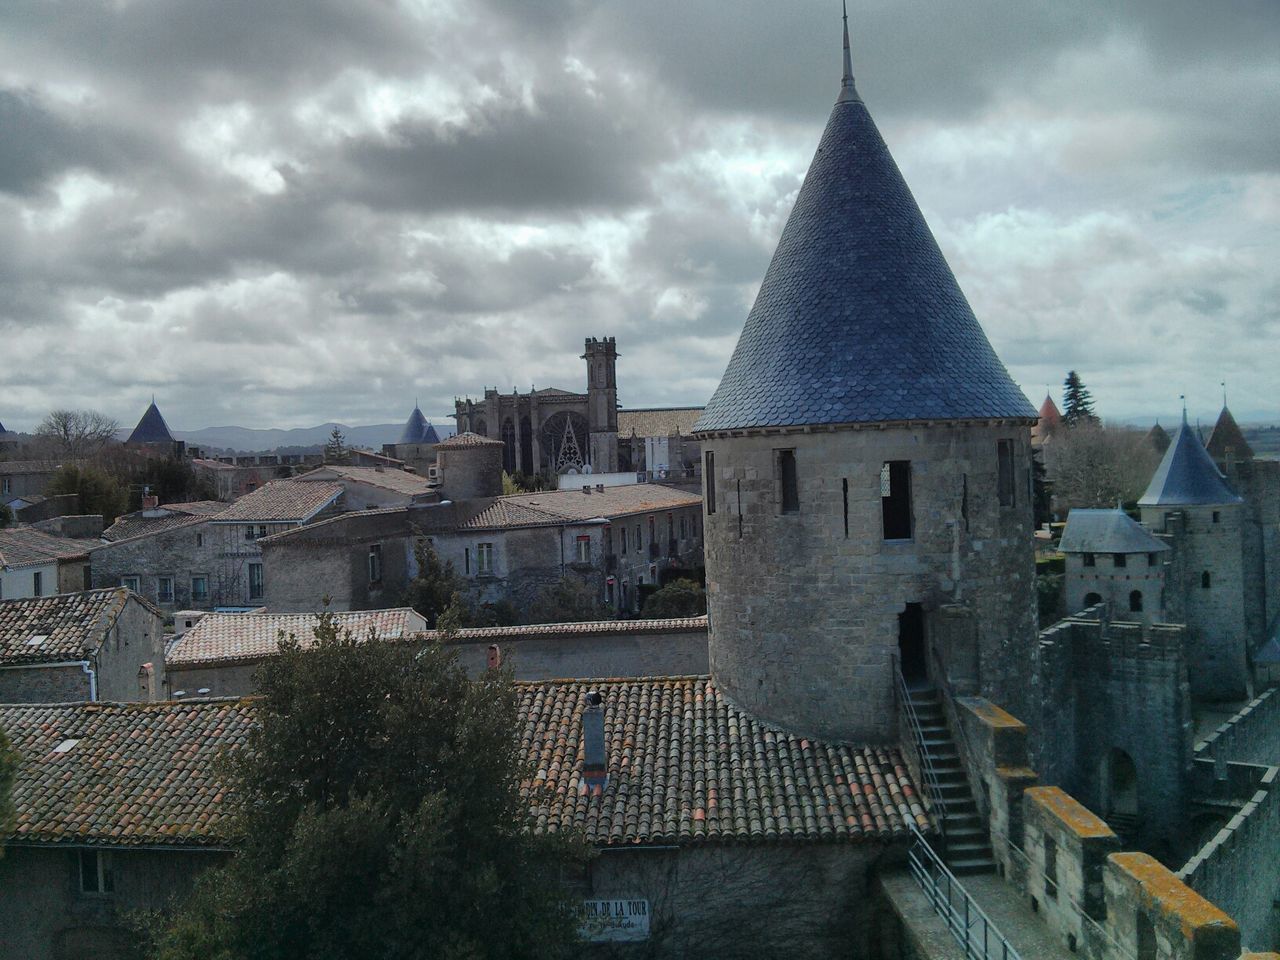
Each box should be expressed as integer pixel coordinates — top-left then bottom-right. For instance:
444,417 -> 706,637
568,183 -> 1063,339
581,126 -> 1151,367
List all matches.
838,1 -> 860,104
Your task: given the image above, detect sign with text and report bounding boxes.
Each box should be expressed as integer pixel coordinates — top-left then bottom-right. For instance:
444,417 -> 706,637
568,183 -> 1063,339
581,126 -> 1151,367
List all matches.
578,898 -> 651,942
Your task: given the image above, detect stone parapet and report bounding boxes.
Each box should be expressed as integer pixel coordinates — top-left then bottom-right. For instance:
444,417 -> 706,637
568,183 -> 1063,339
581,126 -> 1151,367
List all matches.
1106,852 -> 1239,960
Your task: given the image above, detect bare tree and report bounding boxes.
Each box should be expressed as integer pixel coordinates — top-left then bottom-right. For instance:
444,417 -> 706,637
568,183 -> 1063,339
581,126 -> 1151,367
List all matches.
1042,423 -> 1162,512
35,409 -> 120,459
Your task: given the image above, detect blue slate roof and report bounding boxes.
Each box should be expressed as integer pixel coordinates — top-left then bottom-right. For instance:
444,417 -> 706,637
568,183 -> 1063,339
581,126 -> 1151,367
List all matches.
398,405 -> 439,445
694,60 -> 1033,433
1059,509 -> 1168,555
127,401 -> 174,444
1138,416 -> 1242,507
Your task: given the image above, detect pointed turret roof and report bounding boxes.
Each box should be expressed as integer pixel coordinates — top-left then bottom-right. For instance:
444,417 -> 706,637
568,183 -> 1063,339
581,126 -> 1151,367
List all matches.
127,400 -> 175,445
1145,422 -> 1170,455
694,17 -> 1033,434
1138,413 -> 1241,507
1205,406 -> 1253,464
398,403 -> 442,445
1038,394 -> 1062,428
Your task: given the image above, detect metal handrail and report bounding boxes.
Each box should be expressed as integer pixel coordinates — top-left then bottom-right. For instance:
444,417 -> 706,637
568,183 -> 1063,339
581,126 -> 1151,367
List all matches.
893,656 -> 949,848
907,825 -> 1022,960
930,647 -> 984,816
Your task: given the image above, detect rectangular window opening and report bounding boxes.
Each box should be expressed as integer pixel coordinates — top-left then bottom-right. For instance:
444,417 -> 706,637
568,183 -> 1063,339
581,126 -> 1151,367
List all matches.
575,536 -> 590,564
705,451 -> 716,515
961,474 -> 970,532
881,461 -> 912,540
1044,836 -> 1058,900
477,543 -> 494,575
842,478 -> 850,538
777,449 -> 799,514
368,544 -> 383,584
157,576 -> 174,603
32,571 -> 42,597
247,563 -> 264,601
79,850 -> 114,895
1083,553 -> 1096,568
191,576 -> 209,602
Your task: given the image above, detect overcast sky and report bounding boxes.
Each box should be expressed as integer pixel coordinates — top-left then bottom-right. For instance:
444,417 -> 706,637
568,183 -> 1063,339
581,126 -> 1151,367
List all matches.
2,0 -> 1277,433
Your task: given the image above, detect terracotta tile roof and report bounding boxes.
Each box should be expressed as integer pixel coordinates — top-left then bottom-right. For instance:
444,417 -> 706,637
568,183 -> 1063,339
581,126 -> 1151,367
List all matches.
168,609 -> 426,667
0,527 -> 99,568
212,480 -> 344,523
519,676 -> 929,846
300,465 -> 434,497
0,588 -> 136,664
102,501 -> 228,542
0,698 -> 252,847
0,460 -> 66,476
426,616 -> 708,645
617,407 -> 705,438
436,431 -> 503,448
463,484 -> 702,530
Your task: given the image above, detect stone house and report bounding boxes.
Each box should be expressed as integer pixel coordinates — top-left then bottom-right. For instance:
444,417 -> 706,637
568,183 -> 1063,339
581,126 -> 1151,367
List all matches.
0,527 -> 97,600
165,608 -> 427,696
206,479 -> 345,607
0,588 -> 166,702
0,460 -> 63,507
444,483 -> 704,615
0,698 -> 248,959
1058,508 -> 1168,620
294,464 -> 436,509
167,611 -> 708,695
90,504 -> 229,612
616,406 -> 704,478
257,483 -> 704,617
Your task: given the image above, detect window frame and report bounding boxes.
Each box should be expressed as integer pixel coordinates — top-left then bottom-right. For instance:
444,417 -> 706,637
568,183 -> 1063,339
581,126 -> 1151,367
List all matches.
32,570 -> 42,597
368,544 -> 383,585
476,542 -> 494,576
705,451 -> 716,515
190,575 -> 209,603
78,849 -> 114,896
122,575 -> 141,593
575,535 -> 591,564
880,460 -> 913,541
247,562 -> 264,601
1113,553 -> 1127,569
996,439 -> 1017,507
156,576 -> 175,603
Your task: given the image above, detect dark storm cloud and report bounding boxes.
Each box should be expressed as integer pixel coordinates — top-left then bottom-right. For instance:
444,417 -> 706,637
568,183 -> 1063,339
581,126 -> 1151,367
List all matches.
0,0 -> 1276,429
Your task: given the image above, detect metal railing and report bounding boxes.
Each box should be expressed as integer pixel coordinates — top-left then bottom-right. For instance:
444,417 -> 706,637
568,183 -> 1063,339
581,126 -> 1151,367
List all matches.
893,658 -> 950,848
907,826 -> 1022,960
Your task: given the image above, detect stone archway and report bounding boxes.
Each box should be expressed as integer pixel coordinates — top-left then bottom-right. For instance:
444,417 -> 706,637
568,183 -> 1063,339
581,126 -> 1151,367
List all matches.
540,411 -> 589,475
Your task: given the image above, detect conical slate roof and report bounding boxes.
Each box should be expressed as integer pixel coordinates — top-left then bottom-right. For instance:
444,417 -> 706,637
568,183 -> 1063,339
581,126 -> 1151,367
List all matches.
1205,406 -> 1253,463
1145,422 -> 1171,454
127,401 -> 174,445
1139,414 -> 1241,507
398,405 -> 440,445
694,30 -> 1033,433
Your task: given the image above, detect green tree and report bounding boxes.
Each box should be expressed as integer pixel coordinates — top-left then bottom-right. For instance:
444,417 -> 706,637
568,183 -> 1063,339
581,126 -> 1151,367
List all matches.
47,464 -> 129,524
1062,371 -> 1099,427
323,427 -> 349,465
528,578 -> 603,624
0,504 -> 13,529
640,579 -> 706,619
143,613 -> 587,960
401,539 -> 466,628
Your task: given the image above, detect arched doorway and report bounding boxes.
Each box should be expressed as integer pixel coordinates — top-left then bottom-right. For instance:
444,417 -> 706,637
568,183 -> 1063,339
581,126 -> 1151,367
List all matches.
1084,592 -> 1102,608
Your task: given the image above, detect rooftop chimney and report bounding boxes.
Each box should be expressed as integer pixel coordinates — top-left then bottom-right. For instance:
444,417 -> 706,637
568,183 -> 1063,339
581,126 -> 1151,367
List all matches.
582,691 -> 607,793
596,484 -> 604,493
582,485 -> 592,494
487,644 -> 502,670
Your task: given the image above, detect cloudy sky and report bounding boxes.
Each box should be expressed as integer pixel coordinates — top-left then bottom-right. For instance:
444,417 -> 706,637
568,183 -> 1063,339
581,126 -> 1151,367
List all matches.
2,0 -> 1277,433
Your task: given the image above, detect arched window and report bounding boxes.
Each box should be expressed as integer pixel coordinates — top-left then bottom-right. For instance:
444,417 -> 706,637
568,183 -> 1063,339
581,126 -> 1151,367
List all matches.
1129,590 -> 1143,613
1201,571 -> 1211,589
475,418 -> 487,437
1084,592 -> 1102,608
500,419 -> 516,473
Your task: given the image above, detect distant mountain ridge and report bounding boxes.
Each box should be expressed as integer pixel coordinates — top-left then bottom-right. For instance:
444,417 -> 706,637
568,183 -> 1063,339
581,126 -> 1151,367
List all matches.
171,421 -> 455,454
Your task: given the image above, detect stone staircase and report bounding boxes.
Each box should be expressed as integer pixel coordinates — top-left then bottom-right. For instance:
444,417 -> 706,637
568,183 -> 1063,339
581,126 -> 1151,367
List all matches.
908,686 -> 996,876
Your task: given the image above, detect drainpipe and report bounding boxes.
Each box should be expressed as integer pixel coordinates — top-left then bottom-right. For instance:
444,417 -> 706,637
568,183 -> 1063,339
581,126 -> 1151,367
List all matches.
81,660 -> 98,701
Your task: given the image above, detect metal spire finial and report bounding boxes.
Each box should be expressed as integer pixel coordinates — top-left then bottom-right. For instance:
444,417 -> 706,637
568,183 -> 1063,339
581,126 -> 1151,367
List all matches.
1221,380 -> 1227,407
837,1 -> 861,104
1180,395 -> 1188,424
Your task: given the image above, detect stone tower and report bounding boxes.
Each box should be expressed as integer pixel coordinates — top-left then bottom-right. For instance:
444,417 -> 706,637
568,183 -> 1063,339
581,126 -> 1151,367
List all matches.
583,337 -> 619,473
1138,412 -> 1248,701
692,14 -> 1037,744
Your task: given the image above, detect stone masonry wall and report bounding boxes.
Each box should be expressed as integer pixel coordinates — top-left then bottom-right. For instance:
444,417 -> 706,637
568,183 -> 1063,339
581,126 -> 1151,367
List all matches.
1197,686 -> 1280,766
1035,613 -> 1193,856
1179,766 -> 1280,951
1144,504 -> 1249,701
90,521 -> 225,611
586,843 -> 886,960
701,422 -> 1037,744
0,664 -> 89,702
0,846 -> 226,960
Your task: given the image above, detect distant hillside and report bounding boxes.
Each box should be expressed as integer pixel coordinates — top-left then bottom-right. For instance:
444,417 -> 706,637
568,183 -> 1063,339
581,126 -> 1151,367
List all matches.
173,421 -> 455,454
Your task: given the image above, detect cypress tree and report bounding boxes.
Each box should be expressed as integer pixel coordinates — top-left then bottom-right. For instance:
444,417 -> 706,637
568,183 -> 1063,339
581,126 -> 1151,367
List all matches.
1062,371 -> 1099,426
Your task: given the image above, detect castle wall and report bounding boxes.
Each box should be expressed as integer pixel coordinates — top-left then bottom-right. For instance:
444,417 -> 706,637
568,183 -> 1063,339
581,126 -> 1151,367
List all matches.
1035,614 -> 1193,855
1143,505 -> 1248,701
1196,686 -> 1280,766
1180,765 -> 1280,951
701,422 -> 1037,744
1226,459 -> 1280,653
1063,551 -> 1164,621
